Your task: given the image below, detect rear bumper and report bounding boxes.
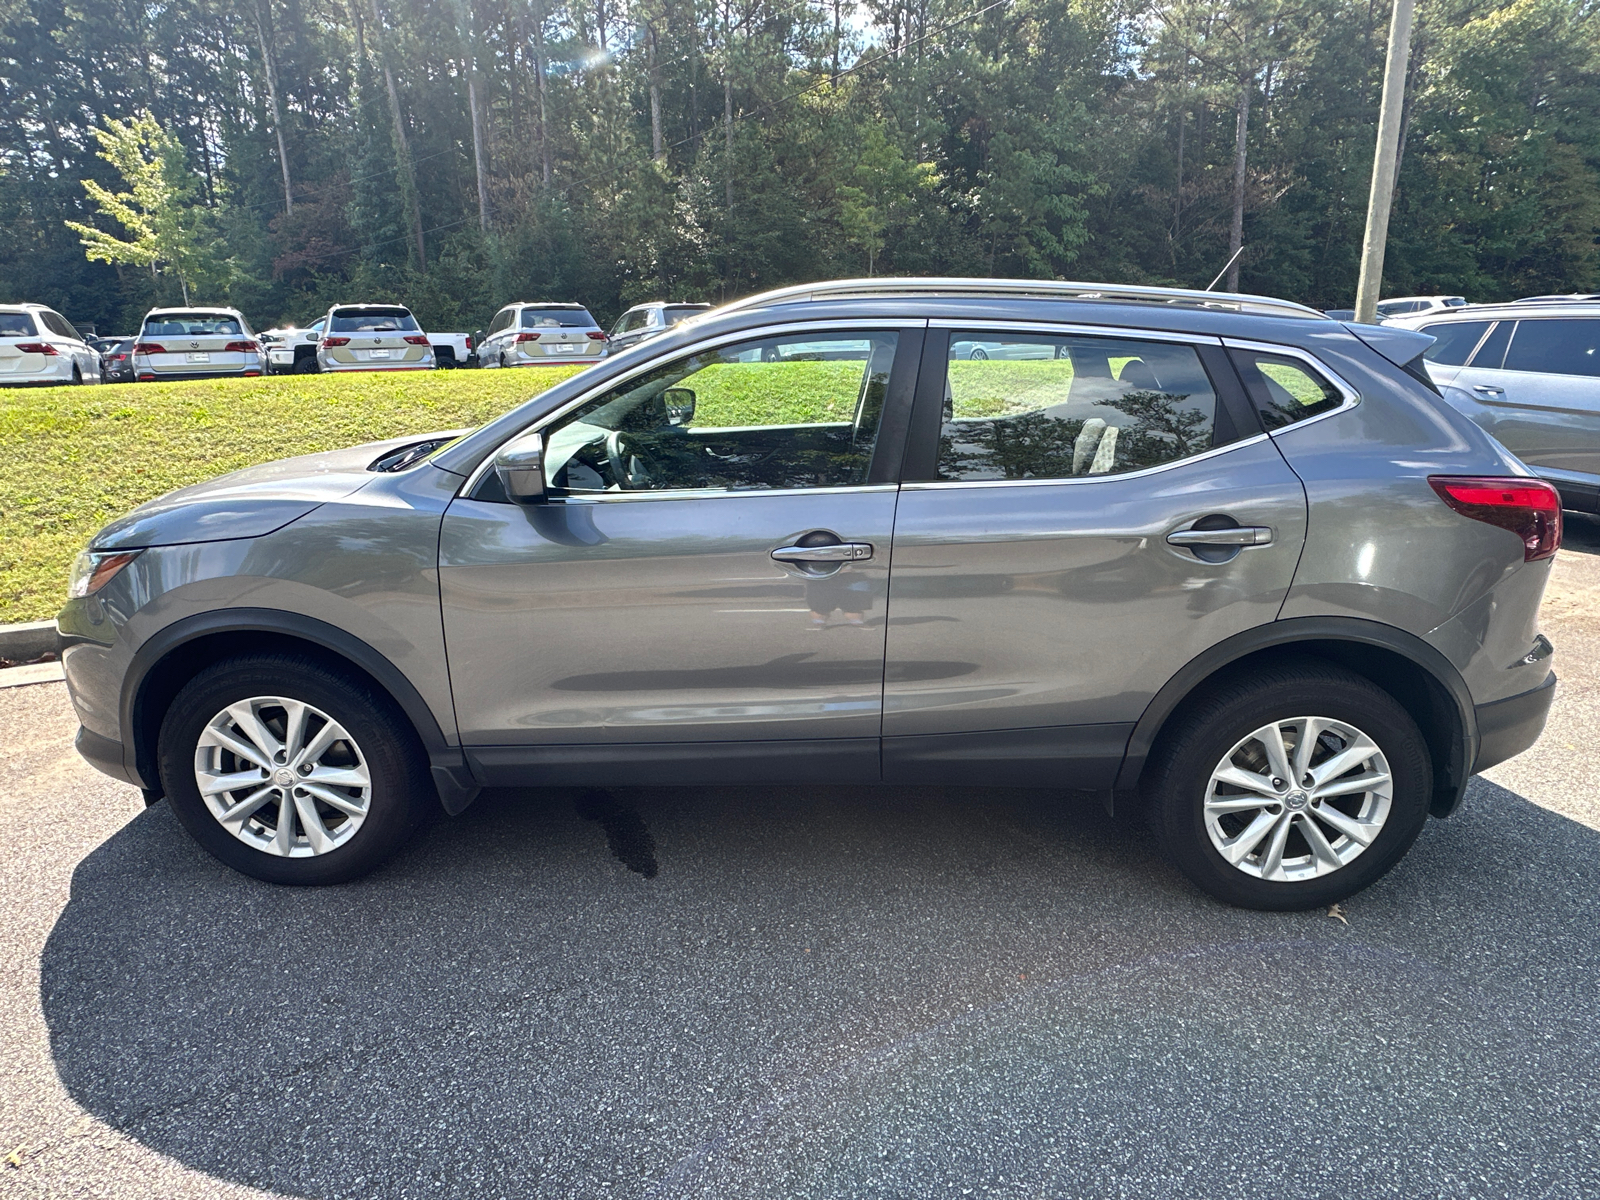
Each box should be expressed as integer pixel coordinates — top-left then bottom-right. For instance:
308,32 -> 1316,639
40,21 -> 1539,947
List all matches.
1473,672 -> 1557,773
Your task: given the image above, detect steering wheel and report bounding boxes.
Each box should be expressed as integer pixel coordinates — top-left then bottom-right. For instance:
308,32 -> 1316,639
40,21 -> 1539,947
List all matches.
605,429 -> 655,490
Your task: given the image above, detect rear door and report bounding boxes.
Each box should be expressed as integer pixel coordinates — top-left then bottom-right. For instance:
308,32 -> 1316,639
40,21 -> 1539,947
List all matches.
1450,317 -> 1600,488
881,323 -> 1307,787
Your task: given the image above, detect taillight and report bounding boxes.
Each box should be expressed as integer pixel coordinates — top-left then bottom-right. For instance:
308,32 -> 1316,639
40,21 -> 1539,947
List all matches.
403,335 -> 429,346
223,340 -> 258,353
1429,476 -> 1562,562
133,342 -> 165,354
515,332 -> 541,343
321,337 -> 350,348
465,335 -> 473,350
587,331 -> 608,341
15,342 -> 59,355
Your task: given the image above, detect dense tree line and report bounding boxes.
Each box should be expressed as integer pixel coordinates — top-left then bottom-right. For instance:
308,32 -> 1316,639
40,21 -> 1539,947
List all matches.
1,0 -> 1596,335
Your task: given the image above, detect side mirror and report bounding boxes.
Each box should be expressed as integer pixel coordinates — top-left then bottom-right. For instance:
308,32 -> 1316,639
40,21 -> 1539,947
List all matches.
494,432 -> 546,504
663,387 -> 696,426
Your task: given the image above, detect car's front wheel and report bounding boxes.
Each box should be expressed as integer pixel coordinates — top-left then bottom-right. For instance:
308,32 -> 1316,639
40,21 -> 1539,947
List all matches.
1147,660 -> 1432,910
158,654 -> 432,885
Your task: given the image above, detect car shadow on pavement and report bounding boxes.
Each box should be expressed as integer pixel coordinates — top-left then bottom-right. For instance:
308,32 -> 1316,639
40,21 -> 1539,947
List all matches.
40,778 -> 1600,1199
1562,511 -> 1600,555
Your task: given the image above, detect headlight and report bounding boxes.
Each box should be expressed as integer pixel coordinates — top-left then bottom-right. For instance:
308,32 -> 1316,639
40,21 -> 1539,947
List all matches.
68,549 -> 142,599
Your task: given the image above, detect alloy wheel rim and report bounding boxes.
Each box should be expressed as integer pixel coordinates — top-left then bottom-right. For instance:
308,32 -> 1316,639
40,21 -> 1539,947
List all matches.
194,696 -> 371,858
1203,716 -> 1392,883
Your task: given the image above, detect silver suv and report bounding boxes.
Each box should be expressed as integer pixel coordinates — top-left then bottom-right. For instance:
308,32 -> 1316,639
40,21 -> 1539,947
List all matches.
58,279 -> 1559,909
1389,300 -> 1600,513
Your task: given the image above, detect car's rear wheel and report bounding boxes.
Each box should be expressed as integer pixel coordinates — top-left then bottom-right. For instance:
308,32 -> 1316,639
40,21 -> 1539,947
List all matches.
292,356 -> 319,374
158,654 -> 432,885
1147,660 -> 1432,910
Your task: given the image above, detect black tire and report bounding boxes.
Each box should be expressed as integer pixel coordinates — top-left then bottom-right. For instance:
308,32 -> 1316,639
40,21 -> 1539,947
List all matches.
70,365 -> 83,385
292,355 -> 319,374
1147,659 -> 1432,910
157,653 -> 433,885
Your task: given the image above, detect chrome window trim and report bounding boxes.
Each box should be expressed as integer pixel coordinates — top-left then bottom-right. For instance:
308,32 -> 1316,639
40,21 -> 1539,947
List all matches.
900,432 -> 1271,492
930,319 -> 1223,346
1220,338 -> 1361,430
551,483 -> 902,505
461,318 -> 927,495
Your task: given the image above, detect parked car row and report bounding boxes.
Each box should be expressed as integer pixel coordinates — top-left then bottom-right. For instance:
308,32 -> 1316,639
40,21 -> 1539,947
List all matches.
2,295 -> 718,387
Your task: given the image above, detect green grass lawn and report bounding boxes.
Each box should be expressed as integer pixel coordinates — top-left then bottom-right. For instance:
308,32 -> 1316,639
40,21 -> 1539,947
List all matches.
0,368 -> 586,624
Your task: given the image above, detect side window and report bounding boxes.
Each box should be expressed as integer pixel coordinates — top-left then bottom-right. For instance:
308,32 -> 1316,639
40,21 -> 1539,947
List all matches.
488,309 -> 513,335
541,330 -> 898,494
42,311 -> 73,338
1503,319 -> 1600,378
1231,351 -> 1346,430
1420,321 -> 1490,366
937,332 -> 1217,481
1471,321 -> 1512,369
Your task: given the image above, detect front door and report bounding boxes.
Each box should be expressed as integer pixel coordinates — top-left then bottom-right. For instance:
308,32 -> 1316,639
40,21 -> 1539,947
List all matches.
881,325 -> 1307,787
439,324 -> 921,784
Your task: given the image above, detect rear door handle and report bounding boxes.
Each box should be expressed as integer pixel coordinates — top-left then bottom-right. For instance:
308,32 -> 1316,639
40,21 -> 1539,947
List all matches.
1472,384 -> 1505,396
771,542 -> 874,563
1166,527 -> 1274,547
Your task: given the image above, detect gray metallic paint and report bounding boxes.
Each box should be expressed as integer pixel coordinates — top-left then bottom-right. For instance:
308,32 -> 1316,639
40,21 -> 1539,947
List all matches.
58,290 -> 1557,818
883,436 -> 1309,736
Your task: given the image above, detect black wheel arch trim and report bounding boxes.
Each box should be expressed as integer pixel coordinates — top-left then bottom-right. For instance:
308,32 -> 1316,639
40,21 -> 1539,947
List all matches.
1115,616 -> 1479,818
121,608 -> 479,815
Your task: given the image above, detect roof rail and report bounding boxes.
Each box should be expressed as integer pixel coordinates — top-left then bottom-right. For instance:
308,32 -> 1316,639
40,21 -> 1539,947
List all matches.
714,277 -> 1326,320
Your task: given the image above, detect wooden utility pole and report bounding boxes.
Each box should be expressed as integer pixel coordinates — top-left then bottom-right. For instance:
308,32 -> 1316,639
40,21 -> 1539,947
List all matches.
1354,0 -> 1416,323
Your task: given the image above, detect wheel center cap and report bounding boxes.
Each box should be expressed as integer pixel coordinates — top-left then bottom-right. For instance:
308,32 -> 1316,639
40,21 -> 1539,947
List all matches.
1285,790 -> 1310,811
273,768 -> 295,787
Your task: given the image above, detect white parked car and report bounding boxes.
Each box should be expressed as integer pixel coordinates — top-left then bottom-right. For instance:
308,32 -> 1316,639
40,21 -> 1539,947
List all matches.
0,303 -> 101,386
133,307 -> 263,381
316,304 -> 434,373
607,302 -> 711,352
480,303 -> 607,367
1376,296 -> 1469,320
949,337 -> 1065,361
260,319 -> 324,374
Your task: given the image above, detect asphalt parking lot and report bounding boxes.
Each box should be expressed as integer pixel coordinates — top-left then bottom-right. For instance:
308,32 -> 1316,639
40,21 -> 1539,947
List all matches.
4,521 -> 1600,1199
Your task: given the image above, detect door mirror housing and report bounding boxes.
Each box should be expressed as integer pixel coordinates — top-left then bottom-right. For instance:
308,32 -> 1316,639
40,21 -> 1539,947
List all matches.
494,433 -> 547,504
662,387 -> 696,426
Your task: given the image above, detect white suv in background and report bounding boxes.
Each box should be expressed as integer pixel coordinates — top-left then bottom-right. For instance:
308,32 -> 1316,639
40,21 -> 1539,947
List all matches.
0,303 -> 100,386
607,302 -> 712,352
133,307 -> 264,380
480,303 -> 608,367
316,304 -> 435,372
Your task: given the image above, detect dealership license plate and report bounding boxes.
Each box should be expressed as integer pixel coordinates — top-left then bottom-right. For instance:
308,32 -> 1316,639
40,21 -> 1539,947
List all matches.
369,348 -> 391,359
186,352 -> 210,363
552,343 -> 577,353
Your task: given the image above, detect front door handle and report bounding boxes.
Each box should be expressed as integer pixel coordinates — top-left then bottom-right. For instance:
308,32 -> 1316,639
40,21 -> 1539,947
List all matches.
771,542 -> 874,563
1472,384 -> 1505,396
1166,527 -> 1273,547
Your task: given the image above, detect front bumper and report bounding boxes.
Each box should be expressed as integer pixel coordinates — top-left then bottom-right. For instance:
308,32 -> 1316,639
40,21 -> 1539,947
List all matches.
1473,672 -> 1557,773
74,725 -> 137,786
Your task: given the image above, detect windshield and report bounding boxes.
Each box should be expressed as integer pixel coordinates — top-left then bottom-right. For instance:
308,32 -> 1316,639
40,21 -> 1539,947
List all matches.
521,308 -> 595,328
330,308 -> 419,333
0,313 -> 37,337
143,313 -> 244,336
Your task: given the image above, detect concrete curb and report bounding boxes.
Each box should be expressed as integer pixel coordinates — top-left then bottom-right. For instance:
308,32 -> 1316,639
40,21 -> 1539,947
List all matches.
0,661 -> 65,688
0,620 -> 59,664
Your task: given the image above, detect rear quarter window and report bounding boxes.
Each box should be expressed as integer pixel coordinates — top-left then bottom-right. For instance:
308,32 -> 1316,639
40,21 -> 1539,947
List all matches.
1231,351 -> 1347,430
